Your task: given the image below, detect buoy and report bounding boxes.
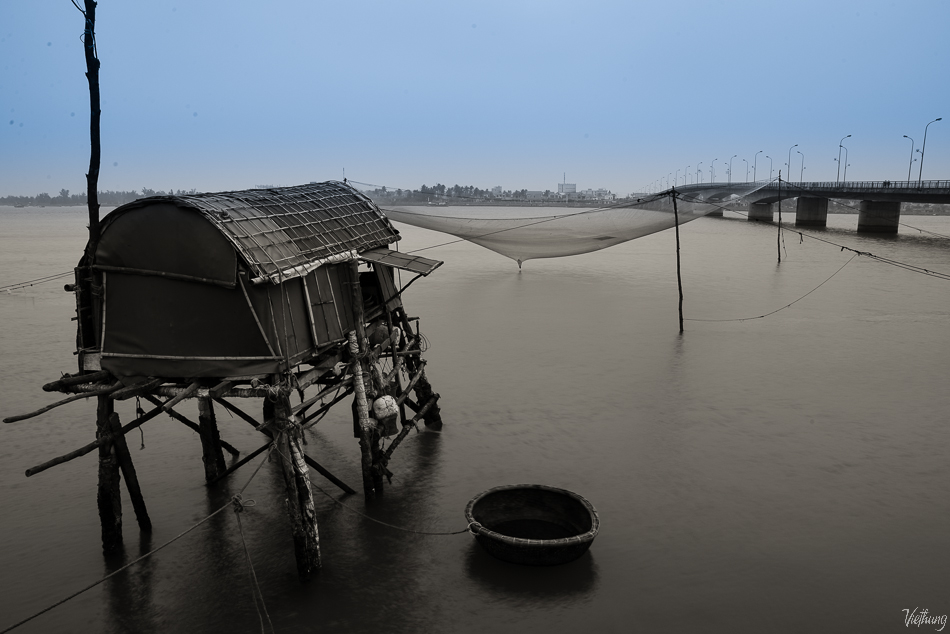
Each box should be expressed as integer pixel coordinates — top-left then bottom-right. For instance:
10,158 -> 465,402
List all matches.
372,395 -> 399,437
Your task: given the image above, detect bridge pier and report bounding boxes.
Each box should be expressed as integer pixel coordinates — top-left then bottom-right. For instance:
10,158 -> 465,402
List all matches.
795,197 -> 828,227
748,202 -> 773,222
857,200 -> 900,233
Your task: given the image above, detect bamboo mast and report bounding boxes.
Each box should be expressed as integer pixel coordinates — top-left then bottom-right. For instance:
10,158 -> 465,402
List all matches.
671,187 -> 684,333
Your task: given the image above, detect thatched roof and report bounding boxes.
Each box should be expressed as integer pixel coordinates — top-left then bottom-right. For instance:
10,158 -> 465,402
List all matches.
108,181 -> 400,284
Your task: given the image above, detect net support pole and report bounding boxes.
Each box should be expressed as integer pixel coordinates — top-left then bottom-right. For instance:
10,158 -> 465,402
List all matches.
777,172 -> 783,263
671,188 -> 684,333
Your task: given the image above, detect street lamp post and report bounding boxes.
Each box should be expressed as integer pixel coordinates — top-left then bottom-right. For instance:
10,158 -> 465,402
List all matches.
685,166 -> 690,185
903,135 -> 915,182
711,158 -> 718,183
675,169 -> 680,187
754,150 -> 763,181
697,162 -> 703,184
797,150 -> 805,183
766,155 -> 773,180
918,117 -> 943,186
836,134 -> 851,185
786,144 -> 798,184
728,154 -> 737,184
841,145 -> 849,181
743,158 -> 749,182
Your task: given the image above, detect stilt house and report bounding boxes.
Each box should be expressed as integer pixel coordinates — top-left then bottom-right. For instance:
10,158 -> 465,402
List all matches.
10,181 -> 444,580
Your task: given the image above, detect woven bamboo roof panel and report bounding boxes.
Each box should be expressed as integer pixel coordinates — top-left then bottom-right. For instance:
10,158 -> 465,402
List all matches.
127,181 -> 400,284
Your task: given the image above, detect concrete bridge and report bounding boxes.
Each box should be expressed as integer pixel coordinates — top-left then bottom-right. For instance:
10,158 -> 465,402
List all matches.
676,180 -> 950,233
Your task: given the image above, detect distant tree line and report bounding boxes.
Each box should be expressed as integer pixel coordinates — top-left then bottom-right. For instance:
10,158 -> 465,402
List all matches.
365,183 -> 534,203
0,188 -> 198,207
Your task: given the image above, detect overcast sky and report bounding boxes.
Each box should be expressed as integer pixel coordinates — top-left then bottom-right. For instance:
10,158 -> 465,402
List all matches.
2,0 -> 948,197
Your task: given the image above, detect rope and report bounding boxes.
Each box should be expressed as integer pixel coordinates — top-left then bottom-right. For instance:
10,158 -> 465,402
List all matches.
233,496 -> 274,634
308,479 -> 474,536
685,253 -> 858,322
0,271 -> 72,292
0,442 -> 279,634
674,191 -> 950,282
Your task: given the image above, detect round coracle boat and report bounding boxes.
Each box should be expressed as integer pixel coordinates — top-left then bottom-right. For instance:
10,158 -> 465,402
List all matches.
465,484 -> 599,566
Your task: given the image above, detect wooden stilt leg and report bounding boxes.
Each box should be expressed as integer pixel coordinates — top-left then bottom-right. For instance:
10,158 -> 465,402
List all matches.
348,331 -> 376,500
95,395 -> 122,552
412,369 -> 443,430
197,397 -> 227,482
396,307 -> 443,430
106,411 -> 151,532
274,393 -> 321,579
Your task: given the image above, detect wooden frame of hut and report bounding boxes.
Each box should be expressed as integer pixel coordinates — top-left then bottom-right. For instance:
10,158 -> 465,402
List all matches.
6,181 -> 443,579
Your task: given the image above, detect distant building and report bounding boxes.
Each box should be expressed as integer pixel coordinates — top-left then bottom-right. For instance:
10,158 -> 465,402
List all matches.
526,191 -> 544,200
557,183 -> 577,194
579,188 -> 615,201
492,186 -> 502,197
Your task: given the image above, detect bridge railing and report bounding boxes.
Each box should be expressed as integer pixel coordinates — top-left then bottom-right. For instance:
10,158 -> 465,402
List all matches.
760,180 -> 950,191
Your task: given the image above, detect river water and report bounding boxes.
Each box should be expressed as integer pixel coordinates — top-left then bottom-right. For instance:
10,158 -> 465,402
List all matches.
1,206 -> 949,633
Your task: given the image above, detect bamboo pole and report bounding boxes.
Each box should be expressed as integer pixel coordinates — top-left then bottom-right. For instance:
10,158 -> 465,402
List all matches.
197,397 -> 227,483
273,394 -> 321,579
4,381 -> 121,423
671,188 -> 684,333
106,411 -> 151,532
25,399 -> 167,477
96,396 -> 122,552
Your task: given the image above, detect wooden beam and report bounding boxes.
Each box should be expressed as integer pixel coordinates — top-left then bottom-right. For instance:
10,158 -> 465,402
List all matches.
112,378 -> 163,401
161,381 -> 200,412
142,395 -> 240,457
42,369 -> 110,392
383,393 -> 440,461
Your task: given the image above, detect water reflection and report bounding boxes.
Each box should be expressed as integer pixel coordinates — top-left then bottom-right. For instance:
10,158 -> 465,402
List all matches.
464,543 -> 599,604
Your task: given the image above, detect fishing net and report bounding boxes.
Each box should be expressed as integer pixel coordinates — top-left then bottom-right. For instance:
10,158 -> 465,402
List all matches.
381,183 -> 767,265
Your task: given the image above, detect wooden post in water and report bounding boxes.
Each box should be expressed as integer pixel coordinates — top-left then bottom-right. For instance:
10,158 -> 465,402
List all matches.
106,410 -> 151,532
95,395 -> 122,552
671,188 -> 684,333
777,171 -> 783,263
79,0 -> 101,263
274,392 -> 321,579
197,397 -> 227,482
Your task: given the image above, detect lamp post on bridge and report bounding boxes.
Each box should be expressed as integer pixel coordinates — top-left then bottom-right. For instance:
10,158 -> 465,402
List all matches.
836,134 -> 851,185
841,145 -> 849,181
786,145 -> 798,185
675,169 -> 680,187
685,166 -> 690,185
727,154 -> 737,184
754,150 -> 763,181
743,158 -> 749,182
903,135 -> 915,182
766,155 -> 773,180
918,117 -> 943,187
697,162 -> 703,184
797,150 -> 805,184
711,158 -> 718,183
